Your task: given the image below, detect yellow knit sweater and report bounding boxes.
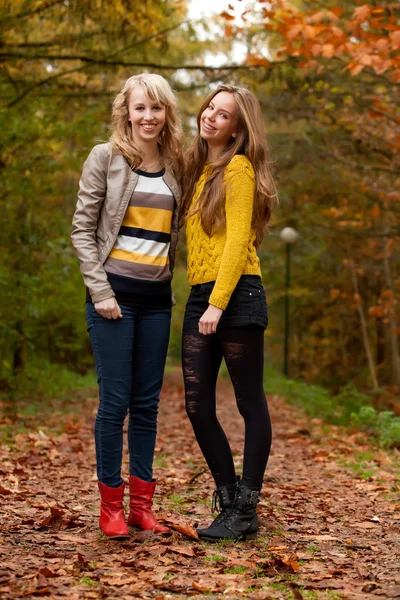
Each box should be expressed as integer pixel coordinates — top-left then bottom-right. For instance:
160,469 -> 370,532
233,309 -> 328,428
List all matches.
185,154 -> 261,310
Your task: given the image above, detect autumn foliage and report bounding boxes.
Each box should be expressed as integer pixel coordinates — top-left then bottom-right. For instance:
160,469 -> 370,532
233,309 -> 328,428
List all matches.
221,1 -> 399,397
0,0 -> 399,404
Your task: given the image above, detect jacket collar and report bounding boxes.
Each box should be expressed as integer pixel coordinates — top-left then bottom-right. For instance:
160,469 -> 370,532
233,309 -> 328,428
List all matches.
162,169 -> 181,206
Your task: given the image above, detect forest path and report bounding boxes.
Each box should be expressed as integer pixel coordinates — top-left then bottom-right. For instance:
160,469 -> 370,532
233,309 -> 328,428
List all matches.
0,369 -> 399,599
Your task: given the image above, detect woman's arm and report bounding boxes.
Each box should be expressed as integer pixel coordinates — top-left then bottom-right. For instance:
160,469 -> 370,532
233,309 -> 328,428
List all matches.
71,145 -> 115,304
209,163 -> 256,310
198,161 -> 255,335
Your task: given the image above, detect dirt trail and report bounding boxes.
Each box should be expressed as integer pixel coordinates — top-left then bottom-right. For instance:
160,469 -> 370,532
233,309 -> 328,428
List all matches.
0,369 -> 399,599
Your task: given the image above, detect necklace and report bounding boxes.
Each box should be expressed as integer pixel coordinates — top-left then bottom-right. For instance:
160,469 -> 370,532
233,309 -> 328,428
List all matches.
140,152 -> 160,172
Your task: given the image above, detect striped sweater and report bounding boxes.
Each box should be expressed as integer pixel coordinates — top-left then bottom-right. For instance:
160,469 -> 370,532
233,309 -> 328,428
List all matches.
103,168 -> 174,307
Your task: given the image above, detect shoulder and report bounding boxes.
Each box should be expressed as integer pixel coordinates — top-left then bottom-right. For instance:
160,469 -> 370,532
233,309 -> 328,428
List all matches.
85,143 -> 130,174
84,142 -> 112,167
88,142 -> 112,158
225,154 -> 255,180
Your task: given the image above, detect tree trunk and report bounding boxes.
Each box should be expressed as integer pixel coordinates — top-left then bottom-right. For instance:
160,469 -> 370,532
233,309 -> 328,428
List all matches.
381,225 -> 400,389
346,247 -> 380,391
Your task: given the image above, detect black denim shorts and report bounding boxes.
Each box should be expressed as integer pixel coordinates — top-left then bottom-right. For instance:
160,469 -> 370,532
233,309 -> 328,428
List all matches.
183,275 -> 268,330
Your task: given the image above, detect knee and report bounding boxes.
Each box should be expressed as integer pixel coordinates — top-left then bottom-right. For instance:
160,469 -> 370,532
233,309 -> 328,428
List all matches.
236,392 -> 270,423
185,395 -> 214,427
98,399 -> 129,423
185,396 -> 199,420
130,400 -> 159,422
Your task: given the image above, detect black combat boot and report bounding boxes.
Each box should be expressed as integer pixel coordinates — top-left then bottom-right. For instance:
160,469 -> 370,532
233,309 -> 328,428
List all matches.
197,482 -> 260,542
196,481 -> 238,540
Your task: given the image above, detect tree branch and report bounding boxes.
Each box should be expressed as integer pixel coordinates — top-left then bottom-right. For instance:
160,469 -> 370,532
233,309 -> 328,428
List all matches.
1,51 -> 248,71
0,0 -> 64,26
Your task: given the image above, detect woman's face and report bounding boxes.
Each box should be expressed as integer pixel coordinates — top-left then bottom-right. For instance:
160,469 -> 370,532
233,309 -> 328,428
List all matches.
199,91 -> 238,148
128,86 -> 166,145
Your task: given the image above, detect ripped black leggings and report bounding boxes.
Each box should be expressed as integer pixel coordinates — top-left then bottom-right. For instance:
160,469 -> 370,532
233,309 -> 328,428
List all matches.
182,326 -> 272,489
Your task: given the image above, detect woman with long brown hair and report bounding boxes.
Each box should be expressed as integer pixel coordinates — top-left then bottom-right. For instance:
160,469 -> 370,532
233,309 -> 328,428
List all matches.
72,74 -> 183,538
181,84 -> 278,542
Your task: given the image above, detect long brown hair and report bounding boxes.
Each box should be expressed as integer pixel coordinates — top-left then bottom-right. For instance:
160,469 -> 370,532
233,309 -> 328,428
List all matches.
109,74 -> 183,179
180,84 -> 278,247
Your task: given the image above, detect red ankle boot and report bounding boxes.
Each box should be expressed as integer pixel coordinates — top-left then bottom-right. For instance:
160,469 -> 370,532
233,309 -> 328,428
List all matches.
98,481 -> 129,539
127,476 -> 169,534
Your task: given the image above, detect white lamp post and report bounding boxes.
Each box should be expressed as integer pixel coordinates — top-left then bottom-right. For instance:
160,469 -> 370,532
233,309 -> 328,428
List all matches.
280,227 -> 299,377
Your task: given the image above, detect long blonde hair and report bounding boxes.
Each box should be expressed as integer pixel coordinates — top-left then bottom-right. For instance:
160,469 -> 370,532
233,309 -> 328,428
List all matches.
181,84 -> 278,247
110,74 -> 183,179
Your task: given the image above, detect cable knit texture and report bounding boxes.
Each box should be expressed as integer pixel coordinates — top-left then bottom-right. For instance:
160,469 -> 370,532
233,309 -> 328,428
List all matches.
186,154 -> 261,310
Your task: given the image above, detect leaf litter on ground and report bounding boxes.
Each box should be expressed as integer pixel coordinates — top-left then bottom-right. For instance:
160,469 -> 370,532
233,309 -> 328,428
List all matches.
0,368 -> 399,599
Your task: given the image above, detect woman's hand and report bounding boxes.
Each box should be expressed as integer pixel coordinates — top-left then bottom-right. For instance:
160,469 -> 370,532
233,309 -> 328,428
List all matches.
94,298 -> 123,320
199,305 -> 223,335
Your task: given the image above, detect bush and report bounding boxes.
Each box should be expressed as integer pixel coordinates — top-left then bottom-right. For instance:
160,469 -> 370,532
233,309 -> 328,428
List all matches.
351,406 -> 400,448
264,366 -> 400,448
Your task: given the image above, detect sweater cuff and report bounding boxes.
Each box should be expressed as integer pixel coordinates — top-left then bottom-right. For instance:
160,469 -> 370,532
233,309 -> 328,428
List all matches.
209,290 -> 229,311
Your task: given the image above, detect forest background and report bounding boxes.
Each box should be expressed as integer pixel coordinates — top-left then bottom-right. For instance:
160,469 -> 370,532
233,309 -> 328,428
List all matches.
1,0 -> 399,444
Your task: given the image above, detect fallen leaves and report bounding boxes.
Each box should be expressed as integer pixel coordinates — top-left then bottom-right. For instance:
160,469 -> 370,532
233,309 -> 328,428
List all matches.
168,521 -> 199,540
37,506 -> 81,530
0,370 -> 399,599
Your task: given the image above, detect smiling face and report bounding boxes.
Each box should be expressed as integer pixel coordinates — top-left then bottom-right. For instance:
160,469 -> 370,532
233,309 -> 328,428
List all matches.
199,91 -> 238,150
128,86 -> 166,146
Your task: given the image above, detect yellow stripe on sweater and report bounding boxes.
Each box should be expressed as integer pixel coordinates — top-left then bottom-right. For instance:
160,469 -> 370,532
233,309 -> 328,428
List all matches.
108,248 -> 169,267
122,206 -> 172,234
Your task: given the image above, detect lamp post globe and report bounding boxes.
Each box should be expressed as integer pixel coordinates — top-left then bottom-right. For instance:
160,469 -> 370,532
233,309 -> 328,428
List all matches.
280,227 -> 299,245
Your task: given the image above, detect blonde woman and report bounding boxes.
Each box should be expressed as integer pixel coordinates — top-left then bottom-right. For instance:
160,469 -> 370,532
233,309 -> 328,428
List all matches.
72,74 -> 183,538
181,84 -> 278,541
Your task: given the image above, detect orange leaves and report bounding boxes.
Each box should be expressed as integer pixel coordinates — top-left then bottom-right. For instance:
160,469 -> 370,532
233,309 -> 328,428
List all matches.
220,11 -> 235,21
245,53 -> 270,67
391,69 -> 400,82
368,305 -> 385,318
271,553 -> 301,574
375,38 -> 390,53
391,30 -> 400,49
220,0 -> 398,85
169,522 -> 199,540
306,10 -> 339,24
353,5 -> 371,22
331,25 -> 345,38
370,204 -> 380,219
330,289 -> 341,300
286,24 -> 303,41
303,25 -> 319,40
322,43 -> 335,58
386,191 -> 400,202
345,62 -> 365,75
252,2 -> 400,80
368,289 -> 398,323
224,24 -> 233,38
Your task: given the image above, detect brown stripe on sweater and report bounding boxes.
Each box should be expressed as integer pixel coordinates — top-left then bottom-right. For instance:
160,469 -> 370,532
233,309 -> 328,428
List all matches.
128,191 -> 175,211
104,257 -> 171,281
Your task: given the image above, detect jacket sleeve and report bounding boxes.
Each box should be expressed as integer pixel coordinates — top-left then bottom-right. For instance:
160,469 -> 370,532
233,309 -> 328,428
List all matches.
209,163 -> 256,310
71,145 -> 115,303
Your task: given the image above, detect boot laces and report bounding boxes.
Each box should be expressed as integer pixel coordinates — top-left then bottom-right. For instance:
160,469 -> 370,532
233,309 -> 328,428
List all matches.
211,489 -> 221,514
223,505 -> 241,528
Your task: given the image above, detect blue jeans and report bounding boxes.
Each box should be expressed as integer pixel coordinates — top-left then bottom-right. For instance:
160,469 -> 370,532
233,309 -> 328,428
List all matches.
86,303 -> 171,487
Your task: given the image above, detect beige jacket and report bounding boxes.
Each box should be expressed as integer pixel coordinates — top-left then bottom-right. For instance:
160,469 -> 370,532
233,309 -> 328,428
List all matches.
71,143 -> 181,304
